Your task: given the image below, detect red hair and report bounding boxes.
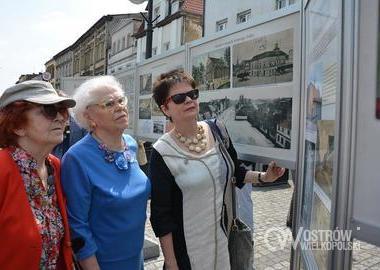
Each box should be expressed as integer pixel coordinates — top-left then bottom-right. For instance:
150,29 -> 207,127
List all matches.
0,102 -> 34,147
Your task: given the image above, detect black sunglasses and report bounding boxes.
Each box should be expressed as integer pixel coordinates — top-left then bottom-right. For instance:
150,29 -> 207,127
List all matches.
165,89 -> 199,105
41,104 -> 69,120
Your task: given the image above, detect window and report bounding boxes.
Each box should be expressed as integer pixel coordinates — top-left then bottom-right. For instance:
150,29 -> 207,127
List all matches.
166,0 -> 172,16
216,19 -> 228,32
164,42 -> 170,51
112,42 -> 116,55
127,34 -> 134,48
237,9 -> 251,24
154,6 -> 160,20
117,40 -> 121,52
122,37 -> 126,49
276,0 -> 287,9
172,0 -> 179,13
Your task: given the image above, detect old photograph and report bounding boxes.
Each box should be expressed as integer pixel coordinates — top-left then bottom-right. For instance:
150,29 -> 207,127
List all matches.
192,47 -> 231,91
140,73 -> 152,95
139,98 -> 151,120
151,98 -> 164,117
310,192 -> 330,269
233,29 -> 294,87
153,121 -> 165,135
119,74 -> 134,93
199,95 -> 292,149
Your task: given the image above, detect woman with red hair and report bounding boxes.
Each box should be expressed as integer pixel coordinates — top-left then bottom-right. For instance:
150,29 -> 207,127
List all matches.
0,80 -> 76,270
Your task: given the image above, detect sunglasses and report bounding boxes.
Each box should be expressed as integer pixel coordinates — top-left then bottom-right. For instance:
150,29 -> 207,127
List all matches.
165,89 -> 199,106
41,104 -> 69,120
89,96 -> 127,111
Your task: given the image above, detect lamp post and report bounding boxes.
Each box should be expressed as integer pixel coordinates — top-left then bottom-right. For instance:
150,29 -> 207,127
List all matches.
129,0 -> 158,59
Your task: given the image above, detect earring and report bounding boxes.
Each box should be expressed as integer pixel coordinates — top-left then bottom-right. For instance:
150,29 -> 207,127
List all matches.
89,121 -> 97,131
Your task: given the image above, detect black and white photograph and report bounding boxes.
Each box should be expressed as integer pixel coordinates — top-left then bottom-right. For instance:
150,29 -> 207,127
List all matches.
138,98 -> 151,120
153,121 -> 165,135
119,74 -> 134,93
199,96 -> 292,149
233,29 -> 294,87
139,73 -> 152,95
151,98 -> 164,117
192,47 -> 231,91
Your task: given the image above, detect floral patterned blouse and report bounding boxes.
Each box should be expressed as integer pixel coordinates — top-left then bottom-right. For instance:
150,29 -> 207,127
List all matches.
11,147 -> 64,270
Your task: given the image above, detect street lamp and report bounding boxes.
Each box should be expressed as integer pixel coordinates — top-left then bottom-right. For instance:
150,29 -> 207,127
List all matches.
128,0 -> 158,59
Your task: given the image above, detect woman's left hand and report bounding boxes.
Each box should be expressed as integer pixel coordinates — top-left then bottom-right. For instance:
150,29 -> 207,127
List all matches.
263,161 -> 286,182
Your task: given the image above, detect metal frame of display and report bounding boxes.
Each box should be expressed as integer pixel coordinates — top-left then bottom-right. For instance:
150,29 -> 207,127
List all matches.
295,0 -> 380,269
349,0 -> 380,247
294,0 -> 347,269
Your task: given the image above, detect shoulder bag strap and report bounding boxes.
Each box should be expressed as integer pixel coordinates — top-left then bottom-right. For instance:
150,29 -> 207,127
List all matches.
205,119 -> 238,223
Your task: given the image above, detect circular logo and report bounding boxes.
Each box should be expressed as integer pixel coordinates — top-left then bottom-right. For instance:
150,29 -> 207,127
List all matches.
263,227 -> 292,252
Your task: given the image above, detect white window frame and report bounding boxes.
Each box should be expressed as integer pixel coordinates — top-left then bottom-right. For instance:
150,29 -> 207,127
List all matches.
237,9 -> 251,24
216,18 -> 228,32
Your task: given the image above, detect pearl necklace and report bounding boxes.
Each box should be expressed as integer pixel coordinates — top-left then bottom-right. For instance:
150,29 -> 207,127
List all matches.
175,125 -> 207,153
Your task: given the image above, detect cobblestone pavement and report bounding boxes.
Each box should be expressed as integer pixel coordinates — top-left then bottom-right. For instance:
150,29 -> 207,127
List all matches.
143,181 -> 380,270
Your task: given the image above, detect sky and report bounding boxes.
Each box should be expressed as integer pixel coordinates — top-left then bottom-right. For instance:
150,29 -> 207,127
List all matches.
0,0 -> 147,90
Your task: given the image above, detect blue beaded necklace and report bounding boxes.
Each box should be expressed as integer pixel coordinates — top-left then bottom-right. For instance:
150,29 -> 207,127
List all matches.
93,133 -> 133,170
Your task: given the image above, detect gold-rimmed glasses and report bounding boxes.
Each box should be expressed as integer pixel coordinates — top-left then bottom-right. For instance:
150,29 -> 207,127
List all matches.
87,96 -> 127,111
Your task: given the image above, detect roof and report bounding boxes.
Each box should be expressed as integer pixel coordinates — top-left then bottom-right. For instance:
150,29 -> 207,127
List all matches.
182,0 -> 203,15
251,47 -> 288,61
53,14 -> 139,59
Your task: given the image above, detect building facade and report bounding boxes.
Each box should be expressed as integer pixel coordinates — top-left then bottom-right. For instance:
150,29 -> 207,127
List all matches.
135,0 -> 203,62
204,0 -> 298,36
54,47 -> 74,89
108,14 -> 143,75
48,14 -> 139,88
44,58 -> 56,87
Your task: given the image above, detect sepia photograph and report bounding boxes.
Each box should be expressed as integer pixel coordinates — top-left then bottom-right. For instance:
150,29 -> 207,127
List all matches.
139,98 -> 151,120
233,29 -> 294,87
140,73 -> 152,95
192,47 -> 231,91
199,95 -> 292,149
314,120 -> 335,199
310,192 -> 330,269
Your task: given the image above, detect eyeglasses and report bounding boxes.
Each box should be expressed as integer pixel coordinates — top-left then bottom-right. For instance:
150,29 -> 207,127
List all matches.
165,89 -> 199,106
89,96 -> 127,111
41,104 -> 69,120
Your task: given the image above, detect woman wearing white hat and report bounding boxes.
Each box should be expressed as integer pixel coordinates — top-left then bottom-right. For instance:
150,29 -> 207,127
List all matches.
0,80 -> 76,270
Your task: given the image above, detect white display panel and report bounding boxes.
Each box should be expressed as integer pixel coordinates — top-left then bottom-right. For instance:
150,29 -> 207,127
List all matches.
188,11 -> 300,168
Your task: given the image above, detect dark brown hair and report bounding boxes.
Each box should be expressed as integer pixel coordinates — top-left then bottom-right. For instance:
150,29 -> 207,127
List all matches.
0,101 -> 34,147
152,69 -> 197,108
